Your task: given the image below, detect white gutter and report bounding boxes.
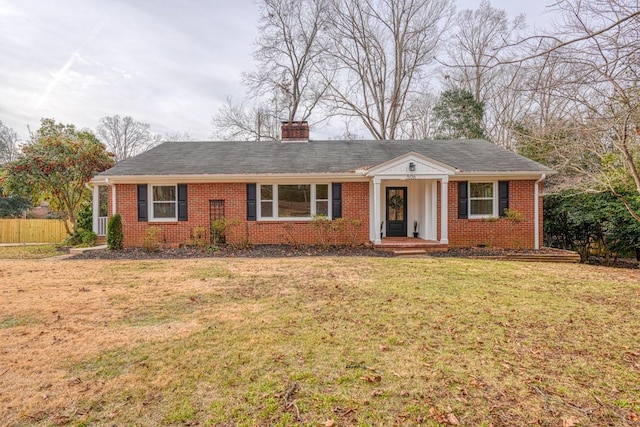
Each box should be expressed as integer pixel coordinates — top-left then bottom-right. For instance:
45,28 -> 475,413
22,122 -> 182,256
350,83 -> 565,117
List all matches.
90,172 -> 368,185
453,171 -> 555,179
534,174 -> 546,250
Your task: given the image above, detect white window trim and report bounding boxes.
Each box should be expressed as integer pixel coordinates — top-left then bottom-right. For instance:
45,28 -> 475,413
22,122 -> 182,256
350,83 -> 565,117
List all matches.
468,181 -> 498,219
149,184 -> 178,222
257,183 -> 332,220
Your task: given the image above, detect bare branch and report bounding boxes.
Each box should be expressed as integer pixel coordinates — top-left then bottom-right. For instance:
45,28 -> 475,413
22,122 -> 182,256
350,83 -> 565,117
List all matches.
0,120 -> 21,164
96,115 -> 156,162
321,0 -> 454,140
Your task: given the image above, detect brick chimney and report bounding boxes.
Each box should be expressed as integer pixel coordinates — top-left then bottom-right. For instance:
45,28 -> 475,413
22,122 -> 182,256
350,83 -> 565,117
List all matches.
281,121 -> 309,142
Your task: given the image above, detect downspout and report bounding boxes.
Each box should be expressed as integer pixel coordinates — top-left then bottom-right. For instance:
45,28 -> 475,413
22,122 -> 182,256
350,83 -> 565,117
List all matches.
534,174 -> 546,250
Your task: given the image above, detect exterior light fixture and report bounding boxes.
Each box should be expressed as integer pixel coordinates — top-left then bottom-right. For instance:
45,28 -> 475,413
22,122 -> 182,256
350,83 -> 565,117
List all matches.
409,162 -> 416,172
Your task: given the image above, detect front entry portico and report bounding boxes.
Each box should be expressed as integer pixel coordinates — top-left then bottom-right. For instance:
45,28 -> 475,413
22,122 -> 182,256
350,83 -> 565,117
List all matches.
367,152 -> 455,245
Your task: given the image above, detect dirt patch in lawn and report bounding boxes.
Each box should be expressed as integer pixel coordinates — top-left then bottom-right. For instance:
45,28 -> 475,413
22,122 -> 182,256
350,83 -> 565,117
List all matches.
1,258 -> 639,426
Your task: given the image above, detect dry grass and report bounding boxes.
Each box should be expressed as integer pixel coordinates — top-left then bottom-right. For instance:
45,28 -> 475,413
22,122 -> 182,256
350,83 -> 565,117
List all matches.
0,244 -> 63,259
0,257 -> 638,426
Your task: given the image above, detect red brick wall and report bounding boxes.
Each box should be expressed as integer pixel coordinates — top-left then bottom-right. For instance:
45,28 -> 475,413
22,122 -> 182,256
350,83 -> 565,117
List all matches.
110,182 -> 370,248
447,180 -> 542,249
108,180 -> 541,249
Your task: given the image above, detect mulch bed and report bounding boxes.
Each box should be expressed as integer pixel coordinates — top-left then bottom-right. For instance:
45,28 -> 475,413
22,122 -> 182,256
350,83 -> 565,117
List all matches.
69,244 -> 574,260
69,244 -> 394,260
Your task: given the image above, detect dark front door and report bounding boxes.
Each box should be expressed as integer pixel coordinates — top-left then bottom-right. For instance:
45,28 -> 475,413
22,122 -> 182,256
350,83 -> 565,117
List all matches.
386,187 -> 407,237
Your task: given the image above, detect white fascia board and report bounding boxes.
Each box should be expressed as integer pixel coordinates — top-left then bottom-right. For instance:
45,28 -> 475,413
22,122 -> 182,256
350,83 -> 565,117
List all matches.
368,174 -> 451,181
451,171 -> 553,180
90,172 -> 368,185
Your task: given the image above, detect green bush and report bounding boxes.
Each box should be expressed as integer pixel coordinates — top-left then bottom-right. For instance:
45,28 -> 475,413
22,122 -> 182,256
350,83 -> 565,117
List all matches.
62,233 -> 82,247
79,229 -> 98,246
106,214 -> 123,250
544,190 -> 640,262
61,228 -> 97,247
76,201 -> 93,232
0,194 -> 31,218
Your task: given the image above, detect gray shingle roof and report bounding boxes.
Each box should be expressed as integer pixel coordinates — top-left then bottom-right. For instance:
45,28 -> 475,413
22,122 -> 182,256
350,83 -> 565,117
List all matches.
96,139 -> 553,177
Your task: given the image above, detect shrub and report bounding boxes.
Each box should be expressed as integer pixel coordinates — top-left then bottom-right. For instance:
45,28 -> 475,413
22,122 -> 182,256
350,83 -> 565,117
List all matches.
311,214 -> 332,249
79,229 -> 98,246
544,190 -> 640,263
76,201 -> 93,232
188,226 -> 208,250
281,223 -> 299,248
347,219 -> 362,247
504,208 -> 524,223
232,221 -> 251,249
211,219 -> 228,246
142,226 -> 161,252
211,218 -> 242,246
106,214 -> 123,250
62,233 -> 82,247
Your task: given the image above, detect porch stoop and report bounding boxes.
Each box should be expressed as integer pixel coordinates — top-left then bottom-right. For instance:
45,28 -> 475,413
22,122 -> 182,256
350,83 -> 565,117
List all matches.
374,237 -> 448,256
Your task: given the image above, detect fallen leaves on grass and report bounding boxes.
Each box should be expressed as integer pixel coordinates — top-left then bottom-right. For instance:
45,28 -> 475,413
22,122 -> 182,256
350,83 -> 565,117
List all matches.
360,374 -> 382,383
562,416 -> 581,427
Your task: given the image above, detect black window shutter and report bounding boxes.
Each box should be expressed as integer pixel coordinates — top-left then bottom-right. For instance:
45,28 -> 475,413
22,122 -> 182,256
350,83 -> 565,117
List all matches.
247,183 -> 257,221
137,184 -> 148,222
498,181 -> 509,217
457,181 -> 468,219
177,184 -> 188,221
331,183 -> 342,219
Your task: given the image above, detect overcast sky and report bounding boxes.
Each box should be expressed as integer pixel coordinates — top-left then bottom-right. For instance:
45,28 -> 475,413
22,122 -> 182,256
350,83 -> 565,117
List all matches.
0,0 -> 555,141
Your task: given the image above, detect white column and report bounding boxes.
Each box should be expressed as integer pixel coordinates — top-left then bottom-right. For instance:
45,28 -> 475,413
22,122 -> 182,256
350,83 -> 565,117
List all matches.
373,177 -> 381,244
440,178 -> 449,244
92,184 -> 99,234
111,184 -> 117,215
431,180 -> 438,240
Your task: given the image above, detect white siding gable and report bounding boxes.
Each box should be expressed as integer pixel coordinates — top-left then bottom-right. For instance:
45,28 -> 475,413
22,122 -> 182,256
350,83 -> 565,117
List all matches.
366,152 -> 455,178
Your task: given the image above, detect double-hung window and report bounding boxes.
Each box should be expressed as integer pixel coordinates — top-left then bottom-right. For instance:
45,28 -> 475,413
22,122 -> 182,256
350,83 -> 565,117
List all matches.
315,184 -> 329,216
150,185 -> 177,221
258,184 -> 330,219
469,182 -> 496,218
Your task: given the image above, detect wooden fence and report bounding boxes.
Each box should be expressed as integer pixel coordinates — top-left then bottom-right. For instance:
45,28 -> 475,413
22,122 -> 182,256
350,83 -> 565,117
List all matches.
0,219 -> 70,244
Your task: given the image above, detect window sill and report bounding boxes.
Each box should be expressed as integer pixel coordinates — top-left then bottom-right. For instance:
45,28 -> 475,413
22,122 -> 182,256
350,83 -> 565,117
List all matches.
258,217 -> 314,222
468,215 -> 498,220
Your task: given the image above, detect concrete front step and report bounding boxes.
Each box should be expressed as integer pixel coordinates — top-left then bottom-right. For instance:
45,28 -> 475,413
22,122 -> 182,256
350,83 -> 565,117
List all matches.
391,249 -> 430,256
374,237 -> 448,253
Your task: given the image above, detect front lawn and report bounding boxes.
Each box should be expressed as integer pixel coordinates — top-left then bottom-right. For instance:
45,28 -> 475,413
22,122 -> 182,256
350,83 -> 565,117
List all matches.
0,258 -> 638,426
0,244 -> 63,259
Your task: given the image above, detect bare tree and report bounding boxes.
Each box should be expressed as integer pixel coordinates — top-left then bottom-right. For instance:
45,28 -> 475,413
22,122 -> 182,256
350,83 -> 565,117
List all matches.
320,0 -> 454,140
244,0 -> 330,123
523,0 -> 640,220
96,115 -> 156,162
440,1 -> 528,148
443,1 -> 524,100
0,120 -> 20,164
162,131 -> 193,142
212,96 -> 285,141
396,91 -> 438,139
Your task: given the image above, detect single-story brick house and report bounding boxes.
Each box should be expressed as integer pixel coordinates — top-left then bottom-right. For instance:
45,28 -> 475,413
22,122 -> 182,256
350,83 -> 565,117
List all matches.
90,122 -> 553,250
